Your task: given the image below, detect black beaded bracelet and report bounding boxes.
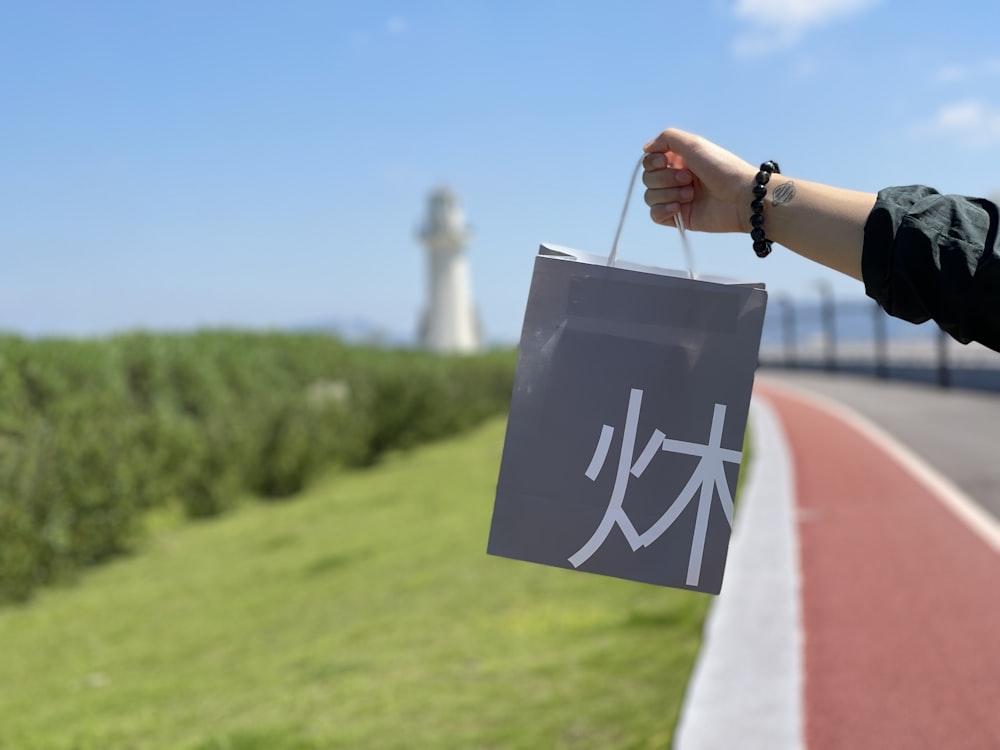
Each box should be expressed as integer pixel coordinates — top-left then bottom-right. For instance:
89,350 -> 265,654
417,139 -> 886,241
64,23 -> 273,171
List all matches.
750,160 -> 780,258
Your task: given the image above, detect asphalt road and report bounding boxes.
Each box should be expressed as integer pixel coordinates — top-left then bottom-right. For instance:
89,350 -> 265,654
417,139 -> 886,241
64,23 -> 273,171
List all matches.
757,368 -> 1000,523
756,380 -> 1000,749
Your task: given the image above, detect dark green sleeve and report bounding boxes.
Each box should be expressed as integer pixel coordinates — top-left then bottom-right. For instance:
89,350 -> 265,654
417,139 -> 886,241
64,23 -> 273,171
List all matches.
862,185 -> 1000,351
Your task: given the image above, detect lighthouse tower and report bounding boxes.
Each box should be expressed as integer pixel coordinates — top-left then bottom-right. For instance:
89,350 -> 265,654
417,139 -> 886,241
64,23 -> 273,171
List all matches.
418,187 -> 481,353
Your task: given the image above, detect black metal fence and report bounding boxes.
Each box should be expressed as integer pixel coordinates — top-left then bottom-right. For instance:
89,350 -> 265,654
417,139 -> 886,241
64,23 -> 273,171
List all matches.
759,294 -> 1000,393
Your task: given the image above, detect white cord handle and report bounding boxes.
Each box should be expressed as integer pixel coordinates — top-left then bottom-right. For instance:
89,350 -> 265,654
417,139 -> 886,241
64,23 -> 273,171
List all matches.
608,155 -> 695,278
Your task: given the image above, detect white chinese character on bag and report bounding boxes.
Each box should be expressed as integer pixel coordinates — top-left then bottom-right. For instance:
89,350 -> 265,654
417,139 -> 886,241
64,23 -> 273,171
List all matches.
568,387 -> 742,587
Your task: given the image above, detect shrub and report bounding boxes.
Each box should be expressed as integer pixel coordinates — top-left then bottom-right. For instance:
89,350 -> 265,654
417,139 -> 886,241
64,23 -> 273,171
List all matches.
0,331 -> 516,603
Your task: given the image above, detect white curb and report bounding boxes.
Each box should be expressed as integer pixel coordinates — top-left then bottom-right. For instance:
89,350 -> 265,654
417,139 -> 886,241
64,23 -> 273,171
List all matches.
673,395 -> 805,750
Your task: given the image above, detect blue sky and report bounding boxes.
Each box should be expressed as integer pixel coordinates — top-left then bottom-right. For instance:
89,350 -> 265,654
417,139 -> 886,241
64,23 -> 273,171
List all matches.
3,0 -> 999,343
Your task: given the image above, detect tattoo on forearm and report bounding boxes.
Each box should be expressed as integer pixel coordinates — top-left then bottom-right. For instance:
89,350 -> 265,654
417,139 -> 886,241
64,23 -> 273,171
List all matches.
771,181 -> 796,207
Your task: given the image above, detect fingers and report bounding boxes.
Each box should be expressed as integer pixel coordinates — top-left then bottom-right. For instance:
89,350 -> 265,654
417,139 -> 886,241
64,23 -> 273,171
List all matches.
642,162 -> 692,190
645,185 -> 689,225
642,151 -> 686,172
644,185 -> 693,208
649,203 -> 681,226
642,152 -> 667,171
643,157 -> 693,226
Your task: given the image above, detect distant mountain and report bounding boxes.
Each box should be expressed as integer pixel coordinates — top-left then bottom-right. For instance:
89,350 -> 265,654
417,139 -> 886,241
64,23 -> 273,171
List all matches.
294,317 -> 415,347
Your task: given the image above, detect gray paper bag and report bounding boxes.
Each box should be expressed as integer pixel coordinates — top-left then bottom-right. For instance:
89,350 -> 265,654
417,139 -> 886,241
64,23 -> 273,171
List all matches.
487,244 -> 766,595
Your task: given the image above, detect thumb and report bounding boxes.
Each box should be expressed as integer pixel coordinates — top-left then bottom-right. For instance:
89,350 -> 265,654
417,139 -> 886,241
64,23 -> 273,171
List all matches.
643,128 -> 748,186
643,127 -> 703,156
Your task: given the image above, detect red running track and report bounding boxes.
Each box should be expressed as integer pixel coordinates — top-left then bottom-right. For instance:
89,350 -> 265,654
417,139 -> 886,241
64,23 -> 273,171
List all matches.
757,382 -> 1000,750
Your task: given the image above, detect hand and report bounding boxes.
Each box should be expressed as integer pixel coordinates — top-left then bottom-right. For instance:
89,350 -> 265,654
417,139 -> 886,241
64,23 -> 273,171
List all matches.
642,128 -> 756,234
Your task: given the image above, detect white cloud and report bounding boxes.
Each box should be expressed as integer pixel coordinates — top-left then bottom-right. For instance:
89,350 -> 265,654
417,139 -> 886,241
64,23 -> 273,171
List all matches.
917,99 -> 1000,148
934,65 -> 968,84
386,15 -> 407,36
932,58 -> 1000,84
730,0 -> 881,56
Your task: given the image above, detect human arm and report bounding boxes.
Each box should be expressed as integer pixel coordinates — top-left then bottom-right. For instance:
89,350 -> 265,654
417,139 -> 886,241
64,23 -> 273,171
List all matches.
641,128 -> 876,281
642,128 -> 1000,352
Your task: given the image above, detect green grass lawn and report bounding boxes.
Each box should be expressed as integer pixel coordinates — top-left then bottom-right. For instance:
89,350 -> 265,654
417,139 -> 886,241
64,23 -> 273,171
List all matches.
0,416 -> 712,750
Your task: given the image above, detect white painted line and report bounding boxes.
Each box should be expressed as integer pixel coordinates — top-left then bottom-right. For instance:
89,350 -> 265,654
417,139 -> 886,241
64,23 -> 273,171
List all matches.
673,395 -> 805,750
773,380 -> 1000,556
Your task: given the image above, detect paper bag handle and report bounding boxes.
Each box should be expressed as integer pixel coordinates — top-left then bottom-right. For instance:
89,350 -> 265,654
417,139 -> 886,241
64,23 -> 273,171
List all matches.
608,155 -> 695,278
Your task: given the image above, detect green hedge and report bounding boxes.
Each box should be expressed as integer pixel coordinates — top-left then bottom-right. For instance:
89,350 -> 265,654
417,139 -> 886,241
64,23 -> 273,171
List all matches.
0,331 -> 516,603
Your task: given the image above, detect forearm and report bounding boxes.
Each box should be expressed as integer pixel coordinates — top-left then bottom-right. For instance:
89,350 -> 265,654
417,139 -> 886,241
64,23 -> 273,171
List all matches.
759,175 -> 877,282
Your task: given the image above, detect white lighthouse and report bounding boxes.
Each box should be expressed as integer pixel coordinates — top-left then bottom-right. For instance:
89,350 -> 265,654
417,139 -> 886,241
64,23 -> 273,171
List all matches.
418,187 -> 482,353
